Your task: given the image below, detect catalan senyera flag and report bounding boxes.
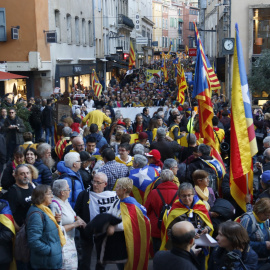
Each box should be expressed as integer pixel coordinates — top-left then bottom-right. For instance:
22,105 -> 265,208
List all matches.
160,195 -> 213,250
176,66 -> 187,104
129,41 -> 136,70
92,69 -> 102,97
129,166 -> 159,205
193,23 -> 226,189
161,58 -> 168,82
230,24 -> 258,212
120,196 -> 151,270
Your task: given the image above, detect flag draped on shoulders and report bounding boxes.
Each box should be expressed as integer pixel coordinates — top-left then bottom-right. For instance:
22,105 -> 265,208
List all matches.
120,196 -> 151,270
129,166 -> 159,205
230,23 -> 258,212
160,195 -> 213,250
192,22 -> 226,189
92,69 -> 102,97
129,41 -> 136,70
0,199 -> 15,235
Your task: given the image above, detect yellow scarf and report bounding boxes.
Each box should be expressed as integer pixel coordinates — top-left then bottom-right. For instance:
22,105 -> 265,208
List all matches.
36,204 -> 66,247
194,185 -> 210,211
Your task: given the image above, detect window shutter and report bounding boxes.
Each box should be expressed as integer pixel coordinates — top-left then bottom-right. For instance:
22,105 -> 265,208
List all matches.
0,8 -> 7,42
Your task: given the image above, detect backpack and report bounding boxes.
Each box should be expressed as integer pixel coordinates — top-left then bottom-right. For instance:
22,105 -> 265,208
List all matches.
155,189 -> 177,229
14,211 -> 44,263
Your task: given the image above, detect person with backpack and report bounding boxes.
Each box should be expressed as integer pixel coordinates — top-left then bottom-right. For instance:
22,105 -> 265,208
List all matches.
240,198 -> 270,269
145,169 -> 178,253
56,152 -> 85,209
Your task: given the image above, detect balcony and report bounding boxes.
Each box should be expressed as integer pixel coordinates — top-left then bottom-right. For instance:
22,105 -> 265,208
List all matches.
118,14 -> 134,30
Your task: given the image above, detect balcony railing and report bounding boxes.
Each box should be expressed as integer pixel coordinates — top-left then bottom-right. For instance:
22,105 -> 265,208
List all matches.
118,14 -> 134,29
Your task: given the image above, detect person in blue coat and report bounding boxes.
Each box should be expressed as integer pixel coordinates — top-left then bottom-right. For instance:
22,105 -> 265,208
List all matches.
57,152 -> 85,208
209,221 -> 258,270
26,184 -> 65,270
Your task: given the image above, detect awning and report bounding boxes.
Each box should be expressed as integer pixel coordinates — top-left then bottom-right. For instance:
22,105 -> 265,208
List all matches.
178,19 -> 183,22
0,71 -> 28,81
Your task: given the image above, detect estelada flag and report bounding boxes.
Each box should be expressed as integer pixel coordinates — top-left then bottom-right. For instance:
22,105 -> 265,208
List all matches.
120,196 -> 151,270
177,66 -> 187,104
92,69 -> 102,97
160,195 -> 213,250
230,24 -> 257,211
129,165 -> 159,205
0,199 -> 15,235
129,41 -> 136,70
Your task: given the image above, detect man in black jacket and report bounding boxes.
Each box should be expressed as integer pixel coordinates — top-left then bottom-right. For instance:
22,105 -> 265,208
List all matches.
153,221 -> 199,270
41,98 -> 55,146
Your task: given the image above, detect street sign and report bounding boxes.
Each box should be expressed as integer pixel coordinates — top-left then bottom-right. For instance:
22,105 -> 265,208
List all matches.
189,48 -> 197,56
116,47 -> 123,54
135,14 -> 140,31
136,37 -> 148,45
152,41 -> 158,46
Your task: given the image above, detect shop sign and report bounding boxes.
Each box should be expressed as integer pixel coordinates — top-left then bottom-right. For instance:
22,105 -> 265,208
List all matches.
73,66 -> 82,74
116,47 -> 123,54
136,37 -> 148,45
135,14 -> 140,31
189,48 -> 197,56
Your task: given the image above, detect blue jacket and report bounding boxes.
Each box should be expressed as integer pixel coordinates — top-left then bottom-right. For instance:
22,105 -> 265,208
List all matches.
57,161 -> 85,208
33,160 -> 52,185
26,205 -> 62,269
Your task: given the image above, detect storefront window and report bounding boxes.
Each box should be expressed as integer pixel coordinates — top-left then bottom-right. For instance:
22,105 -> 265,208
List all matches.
253,8 -> 270,55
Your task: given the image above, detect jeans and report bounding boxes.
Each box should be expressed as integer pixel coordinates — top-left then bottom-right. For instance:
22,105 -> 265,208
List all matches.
34,126 -> 43,143
45,126 -> 54,147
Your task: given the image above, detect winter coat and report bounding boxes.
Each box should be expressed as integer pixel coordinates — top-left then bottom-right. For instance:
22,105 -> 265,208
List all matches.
57,161 -> 85,208
41,106 -> 54,128
0,200 -> 14,265
84,133 -> 108,149
33,160 -> 52,185
26,205 -> 62,269
3,116 -> 25,144
1,161 -> 16,190
209,246 -> 258,270
144,181 -> 178,238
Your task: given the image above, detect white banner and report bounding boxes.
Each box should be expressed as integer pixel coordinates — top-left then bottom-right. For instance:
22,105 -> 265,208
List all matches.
89,191 -> 118,221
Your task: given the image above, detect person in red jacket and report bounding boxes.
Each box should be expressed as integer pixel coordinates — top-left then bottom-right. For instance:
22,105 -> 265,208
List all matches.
144,169 -> 178,253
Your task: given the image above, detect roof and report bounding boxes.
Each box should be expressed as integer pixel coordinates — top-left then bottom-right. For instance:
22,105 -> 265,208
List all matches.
0,71 -> 28,81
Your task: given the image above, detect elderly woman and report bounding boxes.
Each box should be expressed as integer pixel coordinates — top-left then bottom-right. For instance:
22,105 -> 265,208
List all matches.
50,180 -> 86,270
1,146 -> 25,190
161,182 -> 213,270
145,169 -> 178,253
26,185 -> 66,270
25,147 -> 52,185
240,198 -> 270,268
193,170 -> 216,211
209,221 -> 258,270
106,177 -> 151,270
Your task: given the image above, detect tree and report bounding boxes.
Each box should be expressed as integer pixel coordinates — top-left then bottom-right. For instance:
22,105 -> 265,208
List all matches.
248,49 -> 270,96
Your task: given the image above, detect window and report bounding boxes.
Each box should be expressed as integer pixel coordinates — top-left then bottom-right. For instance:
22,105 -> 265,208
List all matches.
82,19 -> 86,45
88,20 -> 93,46
162,19 -> 164,28
55,10 -> 60,42
66,14 -> 72,44
166,19 -> 168,29
189,22 -> 195,31
0,8 -> 7,42
165,37 -> 167,47
162,36 -> 164,47
75,17 -> 80,44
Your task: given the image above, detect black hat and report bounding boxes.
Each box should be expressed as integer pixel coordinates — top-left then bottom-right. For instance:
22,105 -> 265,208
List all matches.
79,151 -> 92,162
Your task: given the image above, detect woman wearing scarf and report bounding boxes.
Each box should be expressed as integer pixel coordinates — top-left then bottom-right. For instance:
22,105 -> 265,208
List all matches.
160,182 -> 213,270
192,170 -> 216,213
240,198 -> 270,269
26,184 -> 66,270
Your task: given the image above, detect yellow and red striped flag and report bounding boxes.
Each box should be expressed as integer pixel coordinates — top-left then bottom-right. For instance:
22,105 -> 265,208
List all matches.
193,23 -> 226,191
129,41 -> 136,70
176,66 -> 187,104
230,24 -> 258,211
92,69 -> 102,97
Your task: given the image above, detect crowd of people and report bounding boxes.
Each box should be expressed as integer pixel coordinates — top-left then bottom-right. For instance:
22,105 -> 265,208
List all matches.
0,70 -> 270,270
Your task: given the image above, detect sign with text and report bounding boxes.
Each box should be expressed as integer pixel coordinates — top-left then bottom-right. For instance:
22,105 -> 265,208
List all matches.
136,37 -> 148,45
188,48 -> 197,56
135,14 -> 140,31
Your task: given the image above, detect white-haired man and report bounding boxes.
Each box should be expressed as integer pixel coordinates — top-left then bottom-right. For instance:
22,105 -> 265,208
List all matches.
56,152 -> 85,208
75,172 -> 118,270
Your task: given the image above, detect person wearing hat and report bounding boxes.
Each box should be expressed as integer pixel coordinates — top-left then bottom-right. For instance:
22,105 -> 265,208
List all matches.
145,149 -> 163,173
79,151 -> 94,189
257,171 -> 270,201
